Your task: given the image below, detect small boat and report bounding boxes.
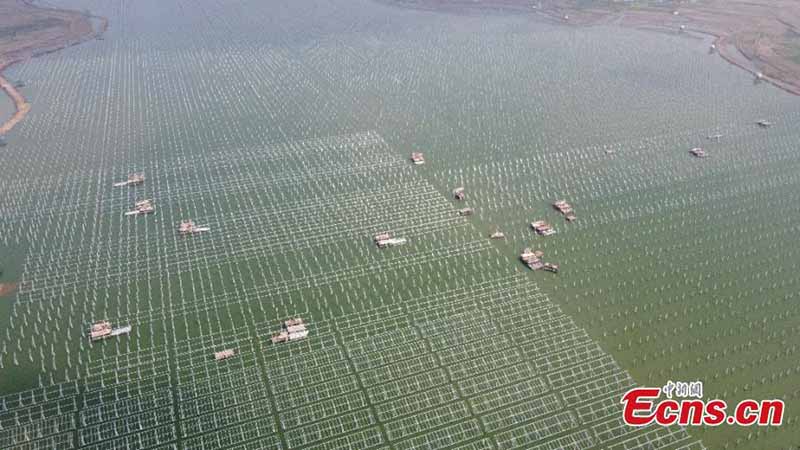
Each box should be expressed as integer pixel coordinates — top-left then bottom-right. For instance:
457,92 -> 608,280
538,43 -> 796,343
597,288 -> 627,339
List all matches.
552,200 -> 573,215
271,332 -> 289,344
376,237 -> 407,248
109,325 -> 132,337
689,147 -> 707,158
410,152 -> 425,165
453,187 -> 465,201
489,229 -> 505,240
531,220 -> 556,236
271,317 -> 309,344
458,208 -> 474,216
756,120 -> 772,128
88,321 -> 131,341
284,318 -> 304,327
373,232 -> 391,243
214,349 -> 235,361
706,134 -> 723,141
178,220 -> 210,235
113,173 -> 145,187
520,248 -> 544,270
125,199 -> 154,216
543,263 -> 559,273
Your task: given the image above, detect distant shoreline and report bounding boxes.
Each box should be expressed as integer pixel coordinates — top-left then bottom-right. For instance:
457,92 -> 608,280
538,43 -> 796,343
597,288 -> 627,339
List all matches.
380,0 -> 800,97
0,0 -> 107,136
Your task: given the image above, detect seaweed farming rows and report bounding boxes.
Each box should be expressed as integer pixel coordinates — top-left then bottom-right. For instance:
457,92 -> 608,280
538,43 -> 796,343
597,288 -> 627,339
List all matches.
424,116 -> 800,448
0,0 -> 797,448
2,273 -> 706,450
0,110 -> 703,449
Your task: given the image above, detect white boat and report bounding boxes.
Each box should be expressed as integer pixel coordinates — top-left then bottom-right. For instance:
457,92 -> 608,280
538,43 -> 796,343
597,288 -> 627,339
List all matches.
377,237 -> 407,248
179,220 -> 210,234
110,325 -> 132,337
288,330 -> 309,341
286,324 -> 307,333
113,173 -> 145,187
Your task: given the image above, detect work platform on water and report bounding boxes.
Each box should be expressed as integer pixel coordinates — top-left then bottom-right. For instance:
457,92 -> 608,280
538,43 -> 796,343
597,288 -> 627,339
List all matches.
178,220 -> 210,235
373,232 -> 407,248
271,317 -> 309,344
214,349 -> 236,361
125,199 -> 154,216
520,248 -> 544,270
531,220 -> 556,236
520,248 -> 558,273
88,320 -> 132,342
114,173 -> 145,187
410,152 -> 425,165
553,200 -> 576,222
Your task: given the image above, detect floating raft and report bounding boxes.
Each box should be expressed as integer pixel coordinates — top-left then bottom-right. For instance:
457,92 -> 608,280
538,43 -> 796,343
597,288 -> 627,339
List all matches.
179,220 -> 210,235
531,220 -> 556,236
214,349 -> 236,361
88,320 -> 132,341
125,199 -> 154,216
271,317 -> 309,344
553,200 -> 576,222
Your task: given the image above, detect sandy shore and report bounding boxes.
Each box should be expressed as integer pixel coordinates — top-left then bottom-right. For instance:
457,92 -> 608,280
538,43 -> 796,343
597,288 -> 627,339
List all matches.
0,282 -> 17,298
0,63 -> 31,135
0,0 -> 103,136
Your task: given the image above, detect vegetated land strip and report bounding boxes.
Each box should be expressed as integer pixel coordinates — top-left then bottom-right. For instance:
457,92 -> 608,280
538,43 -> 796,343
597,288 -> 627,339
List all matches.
0,0 -> 104,134
385,0 -> 800,96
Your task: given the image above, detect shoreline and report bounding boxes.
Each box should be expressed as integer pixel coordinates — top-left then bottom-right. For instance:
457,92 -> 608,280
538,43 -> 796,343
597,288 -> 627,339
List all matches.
0,62 -> 31,136
532,6 -> 800,97
0,0 -> 107,137
529,7 -> 800,97
380,0 -> 800,97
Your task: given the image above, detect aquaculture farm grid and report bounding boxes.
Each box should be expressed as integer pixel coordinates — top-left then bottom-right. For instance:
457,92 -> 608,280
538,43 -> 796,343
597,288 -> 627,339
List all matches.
0,130 -> 703,449
0,0 -> 798,448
